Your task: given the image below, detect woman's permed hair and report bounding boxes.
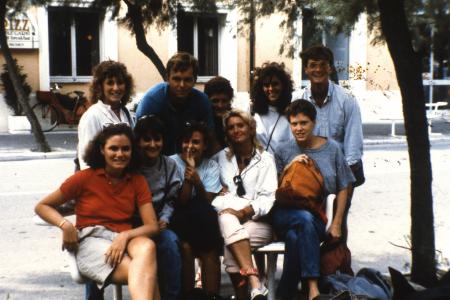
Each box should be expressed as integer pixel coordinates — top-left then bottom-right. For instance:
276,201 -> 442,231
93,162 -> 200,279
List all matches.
89,60 -> 135,105
134,115 -> 166,143
84,123 -> 141,172
222,109 -> 262,160
251,62 -> 293,115
285,99 -> 317,122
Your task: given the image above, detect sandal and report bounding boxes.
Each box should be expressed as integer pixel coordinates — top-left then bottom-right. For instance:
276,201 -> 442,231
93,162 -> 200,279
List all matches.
237,267 -> 259,287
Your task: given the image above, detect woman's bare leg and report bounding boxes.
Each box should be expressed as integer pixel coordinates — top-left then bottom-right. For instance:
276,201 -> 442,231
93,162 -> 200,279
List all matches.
229,272 -> 249,300
308,279 -> 320,300
198,249 -> 221,294
110,236 -> 157,300
110,256 -> 130,284
227,239 -> 261,289
180,241 -> 195,294
127,236 -> 157,300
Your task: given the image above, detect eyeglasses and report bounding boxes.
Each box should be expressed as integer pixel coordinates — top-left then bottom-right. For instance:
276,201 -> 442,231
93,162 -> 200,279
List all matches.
233,175 -> 246,197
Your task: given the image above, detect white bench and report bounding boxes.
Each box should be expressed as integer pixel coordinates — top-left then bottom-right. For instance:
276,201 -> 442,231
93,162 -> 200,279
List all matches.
255,195 -> 335,300
426,101 -> 448,135
255,242 -> 284,300
67,252 -> 123,300
381,101 -> 448,137
381,117 -> 404,137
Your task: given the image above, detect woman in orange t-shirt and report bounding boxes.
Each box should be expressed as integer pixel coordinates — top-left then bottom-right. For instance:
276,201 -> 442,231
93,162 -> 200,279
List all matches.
35,124 -> 159,299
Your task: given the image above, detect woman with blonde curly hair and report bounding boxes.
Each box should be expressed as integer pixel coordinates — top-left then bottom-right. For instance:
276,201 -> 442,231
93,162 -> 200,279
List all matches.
77,60 -> 135,170
213,109 -> 277,300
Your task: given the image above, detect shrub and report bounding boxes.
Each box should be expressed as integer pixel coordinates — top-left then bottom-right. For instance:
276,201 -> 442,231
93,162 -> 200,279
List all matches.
0,59 -> 31,116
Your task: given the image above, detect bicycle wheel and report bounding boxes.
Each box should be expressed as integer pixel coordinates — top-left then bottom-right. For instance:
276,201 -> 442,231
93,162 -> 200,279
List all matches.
31,103 -> 59,132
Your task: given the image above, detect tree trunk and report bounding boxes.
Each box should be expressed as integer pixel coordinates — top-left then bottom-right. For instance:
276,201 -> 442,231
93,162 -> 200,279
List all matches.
378,0 -> 436,287
0,1 -> 51,152
124,0 -> 167,81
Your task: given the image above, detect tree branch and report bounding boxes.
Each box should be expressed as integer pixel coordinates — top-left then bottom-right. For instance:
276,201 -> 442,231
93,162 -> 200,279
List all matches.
124,0 -> 167,81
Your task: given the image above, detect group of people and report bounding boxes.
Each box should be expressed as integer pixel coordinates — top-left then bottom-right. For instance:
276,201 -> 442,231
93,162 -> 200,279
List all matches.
35,45 -> 364,300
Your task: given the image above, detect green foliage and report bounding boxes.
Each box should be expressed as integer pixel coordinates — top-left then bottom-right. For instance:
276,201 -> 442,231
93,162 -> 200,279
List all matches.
6,0 -> 80,12
89,0 -> 219,34
0,59 -> 31,116
238,0 -> 449,61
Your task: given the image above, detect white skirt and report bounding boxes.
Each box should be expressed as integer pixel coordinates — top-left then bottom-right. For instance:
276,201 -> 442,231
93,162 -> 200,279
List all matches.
76,226 -> 121,289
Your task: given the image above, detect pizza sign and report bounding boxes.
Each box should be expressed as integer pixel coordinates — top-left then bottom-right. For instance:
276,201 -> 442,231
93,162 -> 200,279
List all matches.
5,13 -> 39,49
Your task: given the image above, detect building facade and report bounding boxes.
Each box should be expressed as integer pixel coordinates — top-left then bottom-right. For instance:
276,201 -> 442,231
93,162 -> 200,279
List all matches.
1,3 -> 446,133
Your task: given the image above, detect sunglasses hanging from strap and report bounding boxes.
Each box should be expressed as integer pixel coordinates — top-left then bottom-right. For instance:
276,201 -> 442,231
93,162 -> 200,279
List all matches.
233,148 -> 261,197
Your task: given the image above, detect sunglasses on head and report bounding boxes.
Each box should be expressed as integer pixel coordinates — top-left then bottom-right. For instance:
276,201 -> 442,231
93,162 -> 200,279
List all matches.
138,114 -> 156,121
102,122 -> 129,130
233,175 -> 246,197
185,120 -> 206,128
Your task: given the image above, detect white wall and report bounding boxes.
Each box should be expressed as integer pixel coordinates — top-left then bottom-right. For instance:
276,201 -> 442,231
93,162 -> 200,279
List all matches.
348,14 -> 368,93
0,95 -> 9,132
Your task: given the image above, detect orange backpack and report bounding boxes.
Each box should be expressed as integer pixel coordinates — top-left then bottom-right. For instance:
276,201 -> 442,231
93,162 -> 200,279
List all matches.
276,159 -> 327,223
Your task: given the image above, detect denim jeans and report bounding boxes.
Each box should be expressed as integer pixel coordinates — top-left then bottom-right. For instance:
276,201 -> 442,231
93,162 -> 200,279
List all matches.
153,228 -> 182,300
272,208 -> 326,300
85,281 -> 103,300
84,229 -> 181,300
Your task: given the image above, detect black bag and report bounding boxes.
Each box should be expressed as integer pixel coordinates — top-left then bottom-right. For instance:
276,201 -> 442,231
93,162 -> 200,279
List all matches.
351,160 -> 365,188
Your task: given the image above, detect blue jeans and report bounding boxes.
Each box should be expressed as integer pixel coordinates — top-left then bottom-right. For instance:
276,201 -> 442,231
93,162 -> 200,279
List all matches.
153,229 -> 182,300
84,229 -> 181,300
272,208 -> 326,300
85,281 -> 103,300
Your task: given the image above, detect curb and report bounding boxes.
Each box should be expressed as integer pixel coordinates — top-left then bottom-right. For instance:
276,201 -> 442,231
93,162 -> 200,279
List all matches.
0,150 -> 76,162
364,135 -> 450,146
0,136 -> 449,162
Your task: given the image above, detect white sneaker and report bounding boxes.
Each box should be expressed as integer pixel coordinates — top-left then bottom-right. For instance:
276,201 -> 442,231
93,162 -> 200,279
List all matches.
250,285 -> 268,300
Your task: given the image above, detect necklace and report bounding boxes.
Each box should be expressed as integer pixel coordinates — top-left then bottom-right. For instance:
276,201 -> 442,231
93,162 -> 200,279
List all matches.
236,147 -> 255,171
104,170 -> 123,185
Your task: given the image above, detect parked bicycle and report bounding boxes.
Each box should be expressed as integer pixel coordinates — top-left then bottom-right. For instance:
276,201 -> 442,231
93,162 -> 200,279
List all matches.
33,84 -> 89,132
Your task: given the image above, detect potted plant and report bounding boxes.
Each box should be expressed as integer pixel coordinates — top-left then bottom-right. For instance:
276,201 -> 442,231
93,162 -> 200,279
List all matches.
0,59 -> 32,133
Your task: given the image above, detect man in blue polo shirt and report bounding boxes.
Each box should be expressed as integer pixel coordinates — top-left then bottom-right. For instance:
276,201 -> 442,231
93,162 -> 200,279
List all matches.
136,52 -> 215,155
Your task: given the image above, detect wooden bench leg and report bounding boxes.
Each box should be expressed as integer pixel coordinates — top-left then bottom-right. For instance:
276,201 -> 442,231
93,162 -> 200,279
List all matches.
113,284 -> 122,300
266,253 -> 278,300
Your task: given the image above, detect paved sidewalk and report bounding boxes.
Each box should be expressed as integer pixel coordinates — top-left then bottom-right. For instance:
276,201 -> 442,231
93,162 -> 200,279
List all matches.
1,121 -> 449,300
0,130 -> 77,161
1,120 -> 450,161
